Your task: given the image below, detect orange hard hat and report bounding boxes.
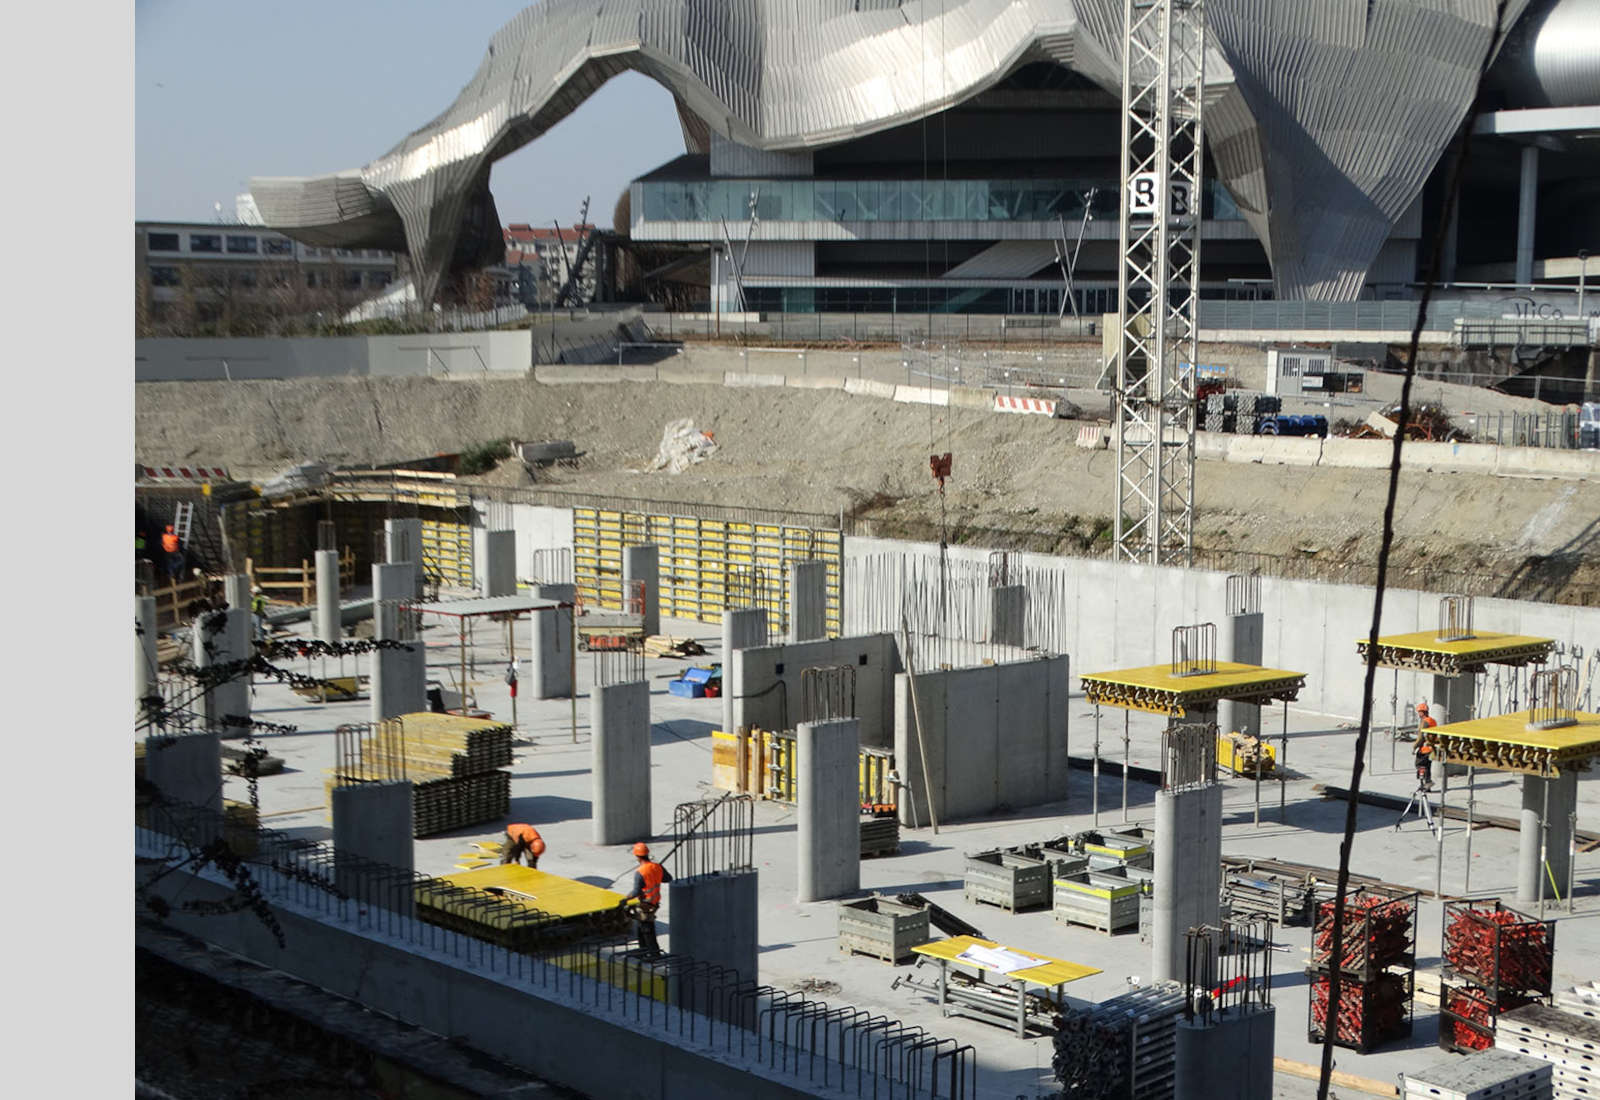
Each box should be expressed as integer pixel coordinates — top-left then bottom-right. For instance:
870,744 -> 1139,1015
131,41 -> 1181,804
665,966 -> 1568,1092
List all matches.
632,842 -> 650,858
1416,702 -> 1430,714
530,836 -> 546,856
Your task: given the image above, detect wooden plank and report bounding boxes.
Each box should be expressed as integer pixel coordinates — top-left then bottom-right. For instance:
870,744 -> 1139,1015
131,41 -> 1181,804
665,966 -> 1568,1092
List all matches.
1272,1057 -> 1397,1098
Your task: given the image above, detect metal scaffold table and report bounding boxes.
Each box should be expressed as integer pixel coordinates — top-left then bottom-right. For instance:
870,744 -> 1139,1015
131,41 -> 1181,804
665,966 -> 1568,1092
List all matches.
907,935 -> 1101,1038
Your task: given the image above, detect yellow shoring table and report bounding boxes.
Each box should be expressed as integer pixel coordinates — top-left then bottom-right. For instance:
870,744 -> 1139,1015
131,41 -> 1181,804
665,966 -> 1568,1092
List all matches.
1079,662 -> 1307,827
910,935 -> 1101,1038
1416,710 -> 1600,911
415,864 -> 631,948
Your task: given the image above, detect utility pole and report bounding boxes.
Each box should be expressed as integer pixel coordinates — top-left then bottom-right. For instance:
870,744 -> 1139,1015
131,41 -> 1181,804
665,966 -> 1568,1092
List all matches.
1114,0 -> 1205,566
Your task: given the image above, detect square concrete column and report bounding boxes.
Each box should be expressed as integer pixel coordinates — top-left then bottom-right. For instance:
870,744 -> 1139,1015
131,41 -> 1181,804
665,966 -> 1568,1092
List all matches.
1175,1005 -> 1276,1100
797,718 -> 861,902
224,574 -> 252,610
192,608 -> 250,733
1516,144 -> 1539,286
721,608 -> 768,737
1430,672 -> 1476,726
144,731 -> 222,818
1518,770 -> 1577,905
371,642 -> 428,722
990,584 -> 1028,648
372,562 -> 416,642
623,544 -> 660,637
482,529 -> 517,598
534,583 -> 575,603
669,869 -> 760,987
384,518 -> 425,597
136,595 -> 158,712
788,560 -> 828,643
530,607 -> 574,698
315,548 -> 341,642
1152,782 -> 1223,982
332,780 -> 415,913
592,679 -> 652,845
1220,612 -> 1264,738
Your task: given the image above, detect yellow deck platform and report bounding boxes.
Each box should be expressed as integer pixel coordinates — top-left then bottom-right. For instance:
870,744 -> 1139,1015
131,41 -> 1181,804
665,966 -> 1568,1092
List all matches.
911,935 -> 1102,988
1426,710 -> 1600,777
1357,631 -> 1554,673
1080,662 -> 1307,716
414,865 -> 630,949
426,864 -> 626,917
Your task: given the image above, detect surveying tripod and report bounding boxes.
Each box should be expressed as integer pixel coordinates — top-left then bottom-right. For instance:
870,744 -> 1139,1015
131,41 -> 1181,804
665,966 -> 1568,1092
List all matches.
1394,781 -> 1439,837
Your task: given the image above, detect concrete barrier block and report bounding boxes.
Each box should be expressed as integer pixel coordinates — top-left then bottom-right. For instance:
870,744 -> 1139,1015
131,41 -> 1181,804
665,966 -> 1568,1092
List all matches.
947,385 -> 995,409
786,375 -> 846,390
893,384 -> 950,406
724,371 -> 787,388
1225,436 -> 1320,466
1319,437 -> 1392,469
844,377 -> 897,400
658,368 -> 725,385
993,395 -> 1056,415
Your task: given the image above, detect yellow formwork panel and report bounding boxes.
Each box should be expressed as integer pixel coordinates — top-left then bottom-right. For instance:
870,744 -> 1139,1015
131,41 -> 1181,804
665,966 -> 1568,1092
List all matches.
1426,710 -> 1600,777
1081,661 -> 1307,717
911,935 -> 1102,988
428,865 -> 624,920
1359,631 -> 1555,673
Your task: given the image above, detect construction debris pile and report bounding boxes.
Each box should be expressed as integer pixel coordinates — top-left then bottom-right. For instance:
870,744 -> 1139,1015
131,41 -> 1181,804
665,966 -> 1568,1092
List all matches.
327,713 -> 513,837
649,419 -> 718,474
1440,900 -> 1556,1052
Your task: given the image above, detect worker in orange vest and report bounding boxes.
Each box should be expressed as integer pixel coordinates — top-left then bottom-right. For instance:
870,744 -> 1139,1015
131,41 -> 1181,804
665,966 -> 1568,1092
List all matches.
499,823 -> 546,868
1415,703 -> 1438,790
618,842 -> 673,958
161,524 -> 183,579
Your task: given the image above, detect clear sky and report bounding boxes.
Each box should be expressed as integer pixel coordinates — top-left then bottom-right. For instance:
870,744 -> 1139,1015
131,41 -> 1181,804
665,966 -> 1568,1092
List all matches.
134,0 -> 687,228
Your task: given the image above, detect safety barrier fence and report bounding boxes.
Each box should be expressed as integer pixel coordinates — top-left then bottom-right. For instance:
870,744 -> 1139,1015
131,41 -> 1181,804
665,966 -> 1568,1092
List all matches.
135,794 -> 975,1099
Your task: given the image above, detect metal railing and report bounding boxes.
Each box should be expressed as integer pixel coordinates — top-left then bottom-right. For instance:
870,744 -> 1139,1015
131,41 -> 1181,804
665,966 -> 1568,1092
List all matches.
135,793 -> 976,1098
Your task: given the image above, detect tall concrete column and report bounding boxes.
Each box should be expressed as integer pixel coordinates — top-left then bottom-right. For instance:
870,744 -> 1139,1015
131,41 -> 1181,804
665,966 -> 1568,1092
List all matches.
990,584 -> 1028,649
1220,612 -> 1264,738
721,608 -> 768,737
623,544 -> 660,637
144,731 -> 222,817
371,643 -> 427,722
530,607 -> 574,698
1518,770 -> 1577,904
332,780 -> 415,913
1516,144 -> 1539,286
592,679 -> 652,844
1152,782 -> 1223,982
192,608 -> 250,733
384,518 -> 425,597
315,549 -> 341,642
1430,672 -> 1476,725
372,562 -> 416,642
669,870 -> 760,986
534,582 -> 575,603
797,718 -> 860,902
224,574 -> 251,610
483,529 -> 517,597
1175,1005 -> 1276,1100
136,595 -> 158,711
788,560 -> 828,643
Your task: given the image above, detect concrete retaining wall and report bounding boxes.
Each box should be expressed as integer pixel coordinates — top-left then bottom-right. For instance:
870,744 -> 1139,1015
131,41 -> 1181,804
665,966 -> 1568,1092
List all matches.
1198,432 -> 1599,480
136,333 -> 533,382
894,656 -> 1070,827
729,634 -> 899,748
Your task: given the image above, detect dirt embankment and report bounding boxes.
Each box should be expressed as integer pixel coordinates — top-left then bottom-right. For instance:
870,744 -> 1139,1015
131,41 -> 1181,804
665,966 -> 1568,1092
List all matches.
135,375 -> 1600,602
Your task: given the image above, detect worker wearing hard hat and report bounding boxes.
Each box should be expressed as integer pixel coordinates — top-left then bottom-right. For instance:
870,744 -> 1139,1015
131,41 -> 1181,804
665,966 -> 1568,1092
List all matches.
250,585 -> 269,644
500,823 -> 546,868
161,524 -> 183,579
1414,703 -> 1438,790
618,842 -> 673,959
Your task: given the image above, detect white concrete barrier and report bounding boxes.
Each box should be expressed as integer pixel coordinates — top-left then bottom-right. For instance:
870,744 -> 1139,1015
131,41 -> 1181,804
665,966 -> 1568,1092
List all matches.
843,377 -> 898,400
723,371 -> 787,388
893,384 -> 950,406
785,375 -> 846,391
1075,425 -> 1108,450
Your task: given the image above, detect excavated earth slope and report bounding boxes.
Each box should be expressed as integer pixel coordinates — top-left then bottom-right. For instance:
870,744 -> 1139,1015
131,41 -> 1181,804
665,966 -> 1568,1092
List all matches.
136,375 -> 1600,603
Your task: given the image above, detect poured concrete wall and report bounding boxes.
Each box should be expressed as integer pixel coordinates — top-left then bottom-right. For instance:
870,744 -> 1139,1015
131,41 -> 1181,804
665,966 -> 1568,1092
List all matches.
592,680 -> 652,845
372,643 -> 427,722
1175,1005 -> 1276,1100
135,332 -> 532,381
332,781 -> 415,910
482,529 -> 517,597
721,608 -> 769,736
531,607 -> 575,699
668,871 -> 759,984
991,585 -> 1028,648
797,719 -> 860,902
729,633 -> 898,748
624,545 -> 661,637
144,731 -> 222,814
1153,783 -> 1224,982
787,561 -> 828,643
893,655 -> 1070,827
192,609 -> 250,731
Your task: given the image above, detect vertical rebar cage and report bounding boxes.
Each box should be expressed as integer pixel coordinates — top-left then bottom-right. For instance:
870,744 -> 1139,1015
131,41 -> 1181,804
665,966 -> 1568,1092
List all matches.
1528,667 -> 1578,731
334,720 -> 407,786
1437,595 -> 1476,643
529,547 -> 574,586
1162,721 -> 1217,790
317,519 -> 338,553
672,795 -> 755,879
800,665 -> 857,726
594,644 -> 645,687
1184,918 -> 1274,1023
1224,572 -> 1261,617
1171,622 -> 1217,677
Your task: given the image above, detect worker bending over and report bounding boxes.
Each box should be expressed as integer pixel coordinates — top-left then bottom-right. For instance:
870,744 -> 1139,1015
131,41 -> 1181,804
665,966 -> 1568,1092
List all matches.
1414,703 -> 1438,791
500,823 -> 546,868
619,842 -> 673,959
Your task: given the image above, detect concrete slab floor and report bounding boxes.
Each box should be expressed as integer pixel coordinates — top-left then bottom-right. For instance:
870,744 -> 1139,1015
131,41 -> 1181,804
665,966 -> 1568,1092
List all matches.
178,606 -> 1600,1100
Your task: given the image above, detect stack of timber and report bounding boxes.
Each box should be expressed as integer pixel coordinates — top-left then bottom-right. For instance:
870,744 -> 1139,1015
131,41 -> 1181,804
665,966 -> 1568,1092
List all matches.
1497,1001 -> 1600,1099
327,713 -> 513,837
643,634 -> 707,658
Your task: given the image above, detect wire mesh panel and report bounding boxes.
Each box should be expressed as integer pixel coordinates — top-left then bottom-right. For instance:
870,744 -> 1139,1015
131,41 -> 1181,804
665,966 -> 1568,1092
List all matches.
1171,623 -> 1217,677
1528,667 -> 1578,730
1437,595 -> 1476,642
799,665 -> 856,725
1225,572 -> 1261,617
1162,721 -> 1217,791
672,795 -> 756,878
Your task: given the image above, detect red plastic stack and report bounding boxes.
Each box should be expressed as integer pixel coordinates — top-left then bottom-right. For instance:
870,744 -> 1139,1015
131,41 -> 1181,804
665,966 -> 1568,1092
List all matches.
1438,899 -> 1555,1053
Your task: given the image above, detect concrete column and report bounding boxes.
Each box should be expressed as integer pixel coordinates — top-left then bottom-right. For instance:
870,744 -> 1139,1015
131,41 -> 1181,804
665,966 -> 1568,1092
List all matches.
1175,1005 -> 1276,1100
144,731 -> 222,817
990,584 -> 1028,648
136,595 -> 158,711
483,529 -> 517,598
1220,612 -> 1264,738
623,544 -> 660,637
192,608 -> 250,733
1518,770 -> 1577,904
721,609 -> 768,737
668,870 -> 759,985
224,574 -> 251,610
797,718 -> 860,902
315,549 -> 341,642
530,607 -> 574,699
788,560 -> 828,643
384,518 -> 425,597
371,642 -> 427,722
332,780 -> 415,914
1517,144 -> 1539,286
592,679 -> 652,845
1441,197 -> 1461,285
534,583 -> 575,604
1152,782 -> 1223,982
372,562 -> 416,642
1430,672 -> 1476,726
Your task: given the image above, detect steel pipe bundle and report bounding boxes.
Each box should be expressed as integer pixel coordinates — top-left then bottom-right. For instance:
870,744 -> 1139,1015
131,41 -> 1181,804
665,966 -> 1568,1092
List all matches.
1052,982 -> 1185,1100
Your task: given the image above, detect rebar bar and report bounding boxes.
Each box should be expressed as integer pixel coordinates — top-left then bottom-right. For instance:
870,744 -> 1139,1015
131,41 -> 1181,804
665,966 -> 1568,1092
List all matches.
1162,721 -> 1217,791
1437,594 -> 1476,642
671,795 -> 756,879
1171,623 -> 1218,678
1225,572 -> 1261,617
800,665 -> 856,725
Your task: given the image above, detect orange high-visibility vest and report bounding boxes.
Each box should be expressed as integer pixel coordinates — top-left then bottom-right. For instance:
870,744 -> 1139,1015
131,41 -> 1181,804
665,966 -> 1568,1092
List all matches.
507,823 -> 543,852
637,861 -> 666,906
162,531 -> 180,553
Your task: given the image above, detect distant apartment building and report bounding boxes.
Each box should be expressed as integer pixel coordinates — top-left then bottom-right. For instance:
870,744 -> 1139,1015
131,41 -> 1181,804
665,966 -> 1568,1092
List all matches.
497,223 -> 598,305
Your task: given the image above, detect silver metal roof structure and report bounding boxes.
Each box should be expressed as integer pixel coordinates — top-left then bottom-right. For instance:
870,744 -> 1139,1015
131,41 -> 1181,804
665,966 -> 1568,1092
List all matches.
252,0 -> 1545,305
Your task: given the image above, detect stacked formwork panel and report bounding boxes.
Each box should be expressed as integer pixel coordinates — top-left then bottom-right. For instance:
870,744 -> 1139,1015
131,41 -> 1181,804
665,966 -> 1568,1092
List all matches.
1307,887 -> 1419,1053
1440,900 -> 1556,1053
1052,981 -> 1186,1100
1496,1002 -> 1600,1100
1401,1049 -> 1553,1100
327,714 -> 513,837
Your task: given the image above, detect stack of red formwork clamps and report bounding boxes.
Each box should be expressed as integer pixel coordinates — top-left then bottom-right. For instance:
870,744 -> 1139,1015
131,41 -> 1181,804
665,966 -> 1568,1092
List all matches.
1307,886 -> 1420,1052
1439,899 -> 1556,1053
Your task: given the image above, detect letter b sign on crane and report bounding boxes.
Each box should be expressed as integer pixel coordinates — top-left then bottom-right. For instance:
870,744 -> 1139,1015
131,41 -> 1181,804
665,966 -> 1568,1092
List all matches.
1128,173 -> 1192,219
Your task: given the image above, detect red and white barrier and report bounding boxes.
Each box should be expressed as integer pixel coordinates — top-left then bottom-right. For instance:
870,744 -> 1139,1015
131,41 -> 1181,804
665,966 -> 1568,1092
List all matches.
993,394 -> 1056,416
139,464 -> 231,482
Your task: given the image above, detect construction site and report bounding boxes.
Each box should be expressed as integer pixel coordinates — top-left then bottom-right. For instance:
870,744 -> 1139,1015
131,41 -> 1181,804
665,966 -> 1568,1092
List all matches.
131,2 -> 1600,1099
